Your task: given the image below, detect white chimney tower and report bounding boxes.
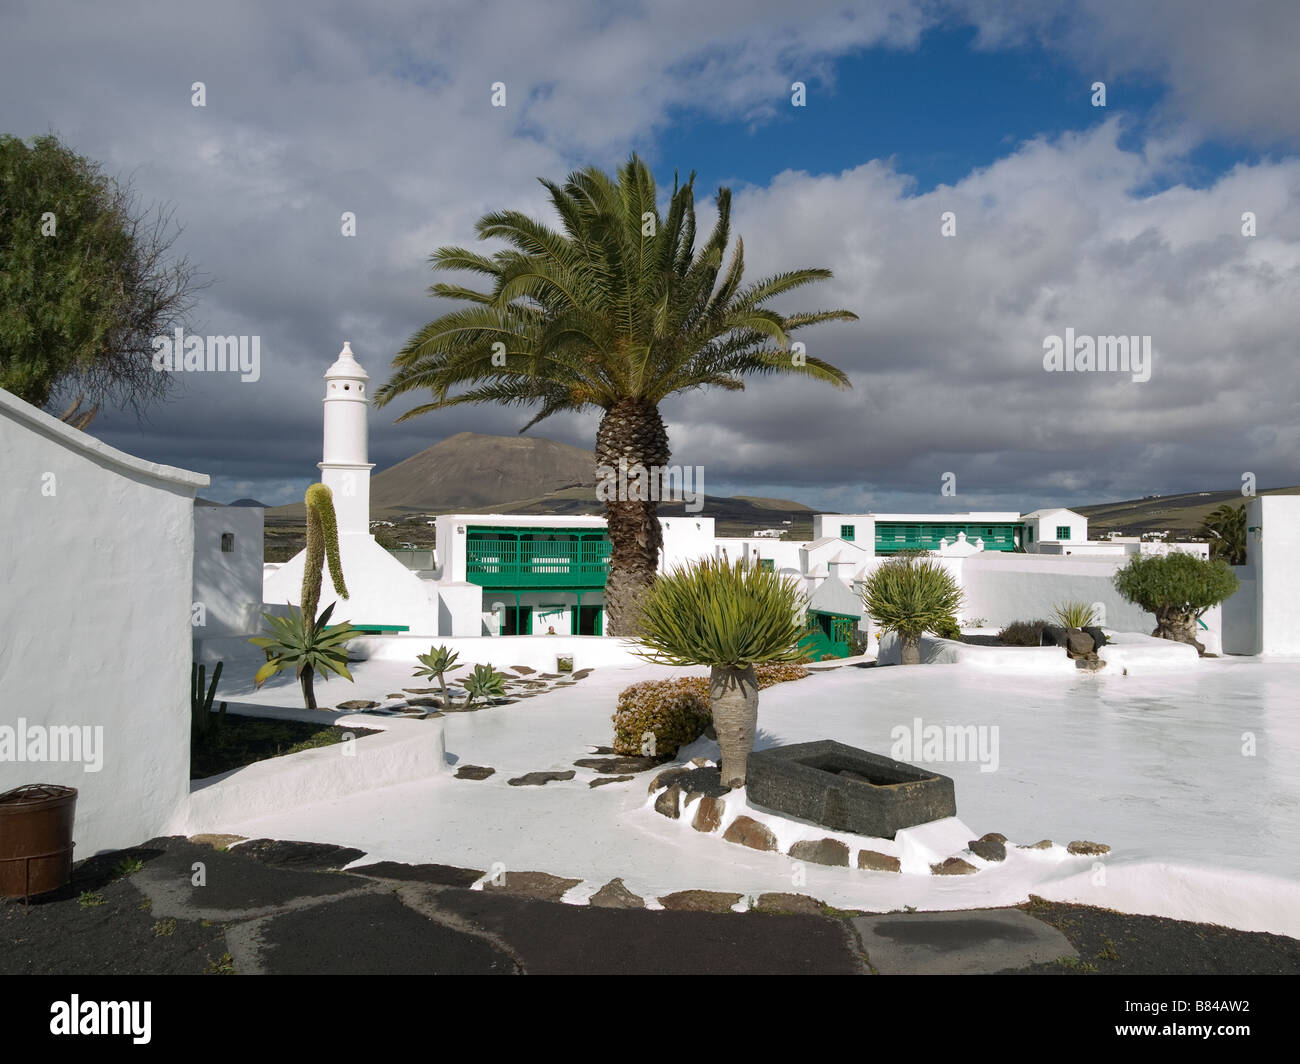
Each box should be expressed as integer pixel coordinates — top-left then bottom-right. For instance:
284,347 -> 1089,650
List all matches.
319,341 -> 374,537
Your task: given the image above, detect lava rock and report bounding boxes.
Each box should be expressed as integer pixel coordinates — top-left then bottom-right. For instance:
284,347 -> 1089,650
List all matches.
968,837 -> 1007,862
483,871 -> 581,901
1083,625 -> 1109,648
857,850 -> 902,873
589,775 -> 635,788
573,755 -> 664,774
723,816 -> 779,852
1067,840 -> 1111,856
336,700 -> 379,710
647,766 -> 691,794
789,838 -> 851,867
1018,839 -> 1054,850
978,832 -> 1008,844
455,765 -> 495,780
654,786 -> 682,819
1066,629 -> 1095,656
931,856 -> 979,876
1040,626 -> 1069,648
588,878 -> 644,909
755,892 -> 824,915
657,890 -> 743,913
691,795 -> 726,833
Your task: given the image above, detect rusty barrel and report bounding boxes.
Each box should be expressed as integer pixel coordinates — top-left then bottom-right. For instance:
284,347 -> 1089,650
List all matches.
0,784 -> 78,899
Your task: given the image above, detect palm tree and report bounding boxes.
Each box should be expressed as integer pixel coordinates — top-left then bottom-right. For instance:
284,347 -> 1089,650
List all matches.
632,557 -> 806,788
373,155 -> 856,635
1200,503 -> 1247,565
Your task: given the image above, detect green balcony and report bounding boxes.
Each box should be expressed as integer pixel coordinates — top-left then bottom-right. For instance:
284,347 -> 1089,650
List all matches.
874,522 -> 1022,553
465,528 -> 611,589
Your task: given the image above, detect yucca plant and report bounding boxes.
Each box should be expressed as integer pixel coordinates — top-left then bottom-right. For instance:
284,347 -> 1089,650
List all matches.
373,154 -> 856,635
413,645 -> 460,706
1052,601 -> 1099,630
861,556 -> 964,665
632,557 -> 805,788
249,483 -> 356,708
462,663 -> 508,708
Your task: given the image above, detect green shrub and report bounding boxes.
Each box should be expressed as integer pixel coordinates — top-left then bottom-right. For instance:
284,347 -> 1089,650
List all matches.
1113,552 -> 1239,654
612,678 -> 711,756
930,616 -> 962,640
998,619 -> 1053,646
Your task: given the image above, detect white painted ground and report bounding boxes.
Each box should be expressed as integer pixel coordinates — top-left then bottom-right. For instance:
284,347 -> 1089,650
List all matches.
209,649 -> 1300,937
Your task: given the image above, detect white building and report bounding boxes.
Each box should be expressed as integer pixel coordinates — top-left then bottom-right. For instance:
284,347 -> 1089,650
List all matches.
193,499 -> 265,637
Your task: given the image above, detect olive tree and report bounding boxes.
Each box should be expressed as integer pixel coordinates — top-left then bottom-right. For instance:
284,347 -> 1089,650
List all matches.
0,133 -> 204,426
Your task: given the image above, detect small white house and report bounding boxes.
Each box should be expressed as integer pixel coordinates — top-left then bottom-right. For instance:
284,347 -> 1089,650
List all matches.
1021,508 -> 1090,552
193,499 -> 264,637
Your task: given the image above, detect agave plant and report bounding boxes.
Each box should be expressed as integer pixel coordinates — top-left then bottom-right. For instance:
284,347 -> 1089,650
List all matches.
632,557 -> 805,788
249,483 -> 355,708
413,645 -> 460,706
1052,601 -> 1099,630
250,603 -> 360,709
860,556 -> 964,665
462,663 -> 508,708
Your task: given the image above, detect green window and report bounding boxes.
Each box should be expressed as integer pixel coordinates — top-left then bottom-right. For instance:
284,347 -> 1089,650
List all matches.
1056,526 -> 1071,540
1027,527 -> 1034,543
840,524 -> 855,541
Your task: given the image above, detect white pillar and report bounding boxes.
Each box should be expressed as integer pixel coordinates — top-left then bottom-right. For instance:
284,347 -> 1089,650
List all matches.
319,342 -> 375,537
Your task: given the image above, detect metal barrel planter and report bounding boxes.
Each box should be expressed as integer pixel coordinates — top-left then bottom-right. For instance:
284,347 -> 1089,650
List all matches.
0,784 -> 78,900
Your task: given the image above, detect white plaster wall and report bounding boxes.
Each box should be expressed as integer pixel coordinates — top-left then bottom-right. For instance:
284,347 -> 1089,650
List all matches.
193,506 -> 264,636
438,582 -> 486,637
1256,496 -> 1300,654
957,553 -> 1153,631
0,391 -> 206,855
1221,572 -> 1259,655
660,516 -> 716,567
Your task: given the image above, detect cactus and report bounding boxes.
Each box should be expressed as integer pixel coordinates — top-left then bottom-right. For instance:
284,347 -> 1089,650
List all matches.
191,661 -> 227,741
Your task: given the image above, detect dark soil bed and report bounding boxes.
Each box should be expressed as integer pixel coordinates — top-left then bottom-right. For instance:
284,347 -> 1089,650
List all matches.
191,716 -> 379,780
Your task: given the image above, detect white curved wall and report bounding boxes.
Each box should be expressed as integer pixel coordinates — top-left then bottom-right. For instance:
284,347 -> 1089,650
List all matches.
0,390 -> 206,856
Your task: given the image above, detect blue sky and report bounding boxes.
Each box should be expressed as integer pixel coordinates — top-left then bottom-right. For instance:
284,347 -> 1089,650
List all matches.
1,0 -> 1298,513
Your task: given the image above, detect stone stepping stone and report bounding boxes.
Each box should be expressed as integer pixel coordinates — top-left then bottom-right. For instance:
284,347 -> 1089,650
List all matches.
403,688 -> 440,694
755,893 -> 824,916
506,770 -> 576,787
347,861 -> 483,888
588,878 -> 645,909
849,909 -> 1077,975
455,765 -> 495,780
536,673 -> 561,680
587,746 -> 616,755
573,755 -> 664,774
482,871 -> 581,902
658,890 -> 743,913
336,700 -> 379,710
570,669 -> 594,680
589,775 -> 634,788
510,666 -> 535,674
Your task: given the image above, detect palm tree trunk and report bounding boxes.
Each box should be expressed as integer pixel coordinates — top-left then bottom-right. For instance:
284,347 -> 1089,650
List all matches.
300,664 -> 317,709
596,398 -> 670,637
710,664 -> 759,788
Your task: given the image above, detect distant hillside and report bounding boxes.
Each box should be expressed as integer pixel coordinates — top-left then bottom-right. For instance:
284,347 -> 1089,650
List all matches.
266,431 -> 816,538
1075,486 -> 1300,536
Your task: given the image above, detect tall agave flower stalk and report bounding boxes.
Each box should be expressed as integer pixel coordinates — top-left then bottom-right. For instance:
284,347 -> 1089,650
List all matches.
632,557 -> 805,788
251,483 -> 355,709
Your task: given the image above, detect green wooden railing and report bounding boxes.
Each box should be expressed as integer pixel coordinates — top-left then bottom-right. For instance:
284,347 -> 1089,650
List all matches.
874,522 -> 1021,553
465,528 -> 611,588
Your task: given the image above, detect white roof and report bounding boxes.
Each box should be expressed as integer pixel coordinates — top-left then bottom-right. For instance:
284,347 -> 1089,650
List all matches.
829,512 -> 1021,522
1022,508 -> 1083,520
